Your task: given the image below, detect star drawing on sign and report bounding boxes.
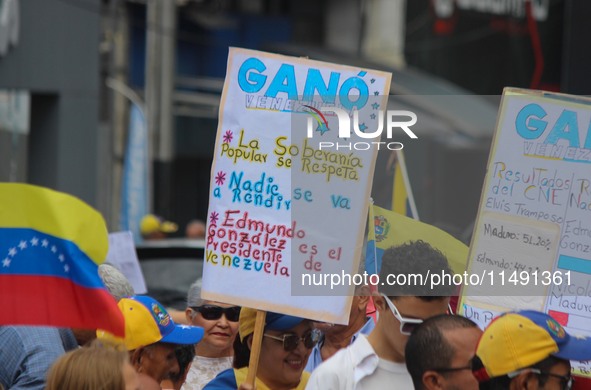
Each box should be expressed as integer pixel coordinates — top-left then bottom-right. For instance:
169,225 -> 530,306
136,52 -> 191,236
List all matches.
370,113 -> 376,120
209,211 -> 219,225
316,122 -> 329,136
31,237 -> 39,246
374,91 -> 379,96
215,171 -> 226,186
371,103 -> 380,110
223,130 -> 233,143
358,123 -> 368,132
2,258 -> 10,267
370,78 -> 375,84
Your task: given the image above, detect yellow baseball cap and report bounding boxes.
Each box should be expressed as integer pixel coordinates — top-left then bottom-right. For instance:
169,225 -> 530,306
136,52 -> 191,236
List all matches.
140,214 -> 178,236
474,310 -> 591,381
98,295 -> 203,351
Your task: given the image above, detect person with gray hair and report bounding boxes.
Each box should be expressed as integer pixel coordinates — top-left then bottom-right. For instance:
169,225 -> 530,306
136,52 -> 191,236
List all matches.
181,279 -> 240,390
71,263 -> 136,346
98,263 -> 135,302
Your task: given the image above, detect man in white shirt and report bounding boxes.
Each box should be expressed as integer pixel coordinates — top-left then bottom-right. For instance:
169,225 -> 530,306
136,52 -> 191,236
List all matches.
306,240 -> 454,390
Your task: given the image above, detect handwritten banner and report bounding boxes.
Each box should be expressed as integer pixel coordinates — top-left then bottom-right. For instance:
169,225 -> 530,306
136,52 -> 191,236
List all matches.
202,48 -> 391,324
460,88 -> 591,376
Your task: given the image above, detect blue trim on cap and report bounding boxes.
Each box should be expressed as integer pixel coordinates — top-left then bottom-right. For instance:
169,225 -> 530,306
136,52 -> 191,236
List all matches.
514,310 -> 591,362
131,295 -> 204,345
265,312 -> 305,331
161,324 -> 204,345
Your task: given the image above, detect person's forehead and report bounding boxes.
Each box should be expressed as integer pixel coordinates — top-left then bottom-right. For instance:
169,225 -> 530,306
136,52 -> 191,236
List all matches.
394,296 -> 449,318
548,359 -> 571,375
152,343 -> 177,354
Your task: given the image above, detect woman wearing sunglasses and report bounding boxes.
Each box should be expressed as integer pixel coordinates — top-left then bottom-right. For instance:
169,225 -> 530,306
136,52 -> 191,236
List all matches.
203,308 -> 320,390
182,280 -> 241,390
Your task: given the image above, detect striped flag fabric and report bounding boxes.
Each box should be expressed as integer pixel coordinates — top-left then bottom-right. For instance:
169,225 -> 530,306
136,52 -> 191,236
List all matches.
0,183 -> 124,336
366,204 -> 469,276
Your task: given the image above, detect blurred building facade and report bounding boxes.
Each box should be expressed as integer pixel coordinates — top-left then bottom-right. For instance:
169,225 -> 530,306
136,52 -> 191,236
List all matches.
2,0 -> 590,238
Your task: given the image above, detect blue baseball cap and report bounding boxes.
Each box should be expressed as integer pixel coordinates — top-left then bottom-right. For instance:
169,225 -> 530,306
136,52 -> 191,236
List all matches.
239,308 -> 305,341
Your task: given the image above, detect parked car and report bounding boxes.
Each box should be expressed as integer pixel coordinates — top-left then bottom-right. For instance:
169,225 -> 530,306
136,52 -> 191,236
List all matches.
135,238 -> 205,310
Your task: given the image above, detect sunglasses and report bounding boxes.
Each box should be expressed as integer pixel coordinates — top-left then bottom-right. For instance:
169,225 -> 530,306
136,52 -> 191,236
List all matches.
191,305 -> 241,322
508,369 -> 574,390
263,329 -> 321,352
381,294 -> 423,335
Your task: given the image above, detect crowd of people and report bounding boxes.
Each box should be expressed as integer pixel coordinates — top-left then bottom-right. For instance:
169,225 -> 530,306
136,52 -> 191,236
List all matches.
1,240 -> 591,390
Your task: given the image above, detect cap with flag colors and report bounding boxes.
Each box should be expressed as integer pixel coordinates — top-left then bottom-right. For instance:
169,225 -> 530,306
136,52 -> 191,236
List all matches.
0,183 -> 124,336
473,310 -> 591,381
98,295 -> 204,350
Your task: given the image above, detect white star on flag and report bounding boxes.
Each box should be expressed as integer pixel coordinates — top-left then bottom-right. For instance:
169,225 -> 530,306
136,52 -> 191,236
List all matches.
2,258 -> 10,267
18,241 -> 27,250
8,247 -> 17,257
58,254 -> 65,262
64,264 -> 70,272
31,237 -> 39,246
41,239 -> 49,247
573,334 -> 588,340
51,246 -> 57,253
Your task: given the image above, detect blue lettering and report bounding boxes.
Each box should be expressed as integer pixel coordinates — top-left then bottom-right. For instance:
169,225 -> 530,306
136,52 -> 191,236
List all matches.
544,109 -> 580,147
339,74 -> 369,110
243,258 -> 252,270
515,103 -> 547,140
238,58 -> 267,93
265,64 -> 298,99
303,69 -> 340,103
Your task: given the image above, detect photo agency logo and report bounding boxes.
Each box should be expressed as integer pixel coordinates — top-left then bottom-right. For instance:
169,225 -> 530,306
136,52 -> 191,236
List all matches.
305,105 -> 418,151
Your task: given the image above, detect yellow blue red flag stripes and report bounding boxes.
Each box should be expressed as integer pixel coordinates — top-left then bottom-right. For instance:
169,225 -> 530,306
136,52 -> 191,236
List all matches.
0,183 -> 125,336
366,204 -> 469,276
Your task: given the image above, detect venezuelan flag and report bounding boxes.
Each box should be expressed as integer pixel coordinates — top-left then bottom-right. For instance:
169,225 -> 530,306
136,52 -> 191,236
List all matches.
366,204 -> 469,276
0,183 -> 124,336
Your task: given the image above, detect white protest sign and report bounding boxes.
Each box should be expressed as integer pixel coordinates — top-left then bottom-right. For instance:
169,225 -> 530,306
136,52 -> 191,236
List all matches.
105,231 -> 146,294
459,88 -> 591,376
202,48 -> 391,324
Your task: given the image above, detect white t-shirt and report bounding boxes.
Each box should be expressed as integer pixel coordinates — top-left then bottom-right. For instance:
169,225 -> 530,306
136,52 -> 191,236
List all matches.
181,356 -> 233,390
358,358 -> 413,389
306,334 -> 412,390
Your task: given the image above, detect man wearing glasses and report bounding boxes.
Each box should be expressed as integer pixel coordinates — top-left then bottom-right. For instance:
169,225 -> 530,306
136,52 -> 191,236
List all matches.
306,240 -> 454,389
473,310 -> 591,390
405,314 -> 482,390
